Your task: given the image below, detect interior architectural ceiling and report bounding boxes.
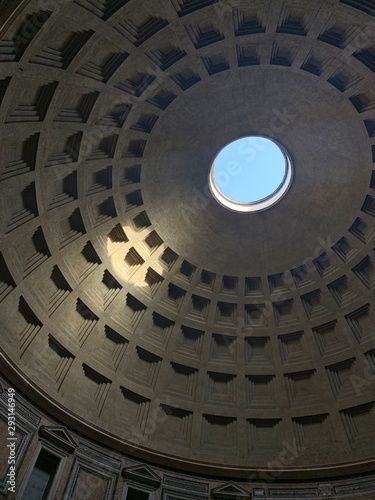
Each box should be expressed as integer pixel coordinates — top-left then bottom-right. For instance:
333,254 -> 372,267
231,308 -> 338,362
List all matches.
1,0 -> 375,479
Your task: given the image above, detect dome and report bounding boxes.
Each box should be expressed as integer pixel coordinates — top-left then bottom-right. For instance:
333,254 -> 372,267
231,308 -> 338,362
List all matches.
1,0 -> 375,487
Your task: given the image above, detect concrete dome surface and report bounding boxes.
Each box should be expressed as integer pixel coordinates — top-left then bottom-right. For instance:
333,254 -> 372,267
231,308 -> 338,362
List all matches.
0,0 -> 375,486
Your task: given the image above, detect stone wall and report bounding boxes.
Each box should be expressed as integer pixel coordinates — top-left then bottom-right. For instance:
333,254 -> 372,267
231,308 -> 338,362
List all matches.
1,375 -> 375,500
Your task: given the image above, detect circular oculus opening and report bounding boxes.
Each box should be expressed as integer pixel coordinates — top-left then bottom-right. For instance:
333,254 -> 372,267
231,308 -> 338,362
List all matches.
209,136 -> 293,213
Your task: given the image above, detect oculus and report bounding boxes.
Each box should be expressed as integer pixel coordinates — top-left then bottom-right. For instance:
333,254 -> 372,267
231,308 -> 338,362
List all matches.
209,136 -> 293,213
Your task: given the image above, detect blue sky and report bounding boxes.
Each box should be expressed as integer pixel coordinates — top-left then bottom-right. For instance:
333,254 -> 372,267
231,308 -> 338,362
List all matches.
212,137 -> 286,203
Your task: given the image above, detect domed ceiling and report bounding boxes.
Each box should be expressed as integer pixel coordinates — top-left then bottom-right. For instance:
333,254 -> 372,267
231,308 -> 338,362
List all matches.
1,0 -> 375,479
